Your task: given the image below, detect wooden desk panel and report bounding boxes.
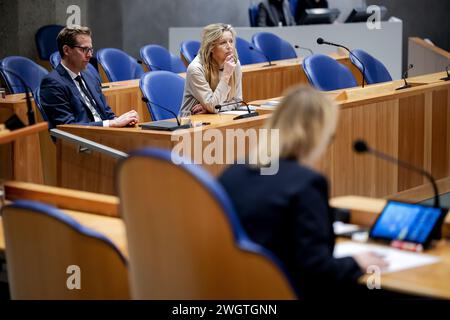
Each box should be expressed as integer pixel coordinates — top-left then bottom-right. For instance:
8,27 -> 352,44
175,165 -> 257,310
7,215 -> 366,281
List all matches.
57,114 -> 270,194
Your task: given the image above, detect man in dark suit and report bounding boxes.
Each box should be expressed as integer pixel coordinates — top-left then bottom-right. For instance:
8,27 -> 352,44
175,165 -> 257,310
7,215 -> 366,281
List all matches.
40,26 -> 139,128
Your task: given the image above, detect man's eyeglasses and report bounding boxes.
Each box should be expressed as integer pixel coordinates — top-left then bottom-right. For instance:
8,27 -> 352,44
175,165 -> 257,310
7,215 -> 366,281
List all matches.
72,45 -> 94,55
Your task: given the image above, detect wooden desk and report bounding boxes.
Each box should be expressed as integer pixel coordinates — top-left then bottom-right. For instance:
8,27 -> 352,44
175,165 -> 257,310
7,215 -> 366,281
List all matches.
0,181 -> 124,260
57,113 -> 271,194
2,187 -> 450,299
331,195 -> 450,299
254,72 -> 450,202
0,123 -> 47,184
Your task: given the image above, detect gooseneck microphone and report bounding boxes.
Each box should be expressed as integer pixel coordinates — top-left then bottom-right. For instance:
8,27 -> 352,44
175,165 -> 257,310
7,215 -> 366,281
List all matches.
440,64 -> 450,81
141,97 -> 191,130
396,64 -> 414,90
316,37 -> 366,88
353,139 -> 440,208
215,100 -> 259,120
0,66 -> 36,127
249,46 -> 275,67
294,44 -> 314,56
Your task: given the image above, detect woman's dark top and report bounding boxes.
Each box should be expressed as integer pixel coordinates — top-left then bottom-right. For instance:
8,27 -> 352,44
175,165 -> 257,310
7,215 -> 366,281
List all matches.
219,158 -> 363,299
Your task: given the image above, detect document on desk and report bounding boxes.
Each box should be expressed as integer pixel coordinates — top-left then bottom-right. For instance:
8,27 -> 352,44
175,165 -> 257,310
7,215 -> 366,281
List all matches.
334,242 -> 440,273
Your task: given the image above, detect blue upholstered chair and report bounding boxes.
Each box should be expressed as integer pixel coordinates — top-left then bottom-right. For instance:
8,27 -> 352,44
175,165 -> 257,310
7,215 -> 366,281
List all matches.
180,40 -> 200,65
139,71 -> 185,121
350,49 -> 392,85
35,24 -> 64,61
140,44 -> 186,73
303,54 -> 358,91
96,48 -> 144,82
248,3 -> 259,27
0,56 -> 48,94
49,51 -> 102,83
116,148 -> 298,299
251,32 -> 297,61
235,37 -> 268,65
33,87 -> 49,122
289,0 -> 299,15
1,200 -> 129,299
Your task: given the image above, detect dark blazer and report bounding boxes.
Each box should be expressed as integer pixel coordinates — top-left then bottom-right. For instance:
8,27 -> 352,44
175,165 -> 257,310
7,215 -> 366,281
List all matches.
219,159 -> 363,299
257,0 -> 296,27
40,63 -> 115,128
295,0 -> 329,24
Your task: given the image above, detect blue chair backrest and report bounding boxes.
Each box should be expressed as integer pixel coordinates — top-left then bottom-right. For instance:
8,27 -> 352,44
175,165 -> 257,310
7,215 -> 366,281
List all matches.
0,56 -> 48,94
180,40 -> 200,65
49,51 -> 102,83
289,0 -> 298,16
33,87 -> 49,122
96,48 -> 144,82
235,37 -> 268,65
35,24 -> 64,61
2,199 -> 129,299
350,49 -> 392,84
116,147 -> 298,299
248,3 -> 259,27
140,44 -> 186,73
303,54 -> 358,91
252,32 -> 297,61
139,71 -> 185,121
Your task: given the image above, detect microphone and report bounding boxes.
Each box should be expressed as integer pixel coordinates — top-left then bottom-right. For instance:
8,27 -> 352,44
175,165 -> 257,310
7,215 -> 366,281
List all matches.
249,46 -> 275,67
353,139 -> 440,208
141,97 -> 191,130
294,44 -> 314,56
214,100 -> 259,120
0,66 -> 36,128
440,64 -> 450,81
316,37 -> 366,88
396,64 -> 414,91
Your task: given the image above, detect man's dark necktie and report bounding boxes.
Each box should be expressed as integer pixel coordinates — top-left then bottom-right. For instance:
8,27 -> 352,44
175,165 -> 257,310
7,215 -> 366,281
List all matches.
74,75 -> 98,108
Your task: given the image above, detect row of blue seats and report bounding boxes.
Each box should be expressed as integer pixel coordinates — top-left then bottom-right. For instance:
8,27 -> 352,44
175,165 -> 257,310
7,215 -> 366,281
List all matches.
1,30 -> 392,94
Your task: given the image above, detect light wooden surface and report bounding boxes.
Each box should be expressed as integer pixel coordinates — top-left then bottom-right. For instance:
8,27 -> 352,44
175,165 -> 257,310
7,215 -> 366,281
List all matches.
254,72 -> 450,201
0,123 -> 47,184
56,113 -> 270,194
4,181 -> 119,217
117,153 -> 296,299
408,37 -> 450,77
332,196 -> 450,299
1,183 -> 450,299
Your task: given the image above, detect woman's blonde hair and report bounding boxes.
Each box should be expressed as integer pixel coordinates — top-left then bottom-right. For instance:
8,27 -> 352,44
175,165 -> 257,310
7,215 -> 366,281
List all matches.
255,85 -> 339,167
198,23 -> 238,99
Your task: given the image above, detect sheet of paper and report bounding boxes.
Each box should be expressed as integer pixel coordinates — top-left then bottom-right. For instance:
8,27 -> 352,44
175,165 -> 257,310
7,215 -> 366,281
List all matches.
333,222 -> 361,235
219,110 -> 248,115
334,241 -> 440,273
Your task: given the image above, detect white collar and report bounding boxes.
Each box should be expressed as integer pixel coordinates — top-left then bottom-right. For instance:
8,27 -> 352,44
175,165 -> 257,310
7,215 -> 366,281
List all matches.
61,61 -> 80,80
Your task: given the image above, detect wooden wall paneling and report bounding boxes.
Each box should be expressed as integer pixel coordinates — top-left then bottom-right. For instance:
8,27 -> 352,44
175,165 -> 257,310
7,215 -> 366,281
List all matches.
398,94 -> 426,192
430,89 -> 450,180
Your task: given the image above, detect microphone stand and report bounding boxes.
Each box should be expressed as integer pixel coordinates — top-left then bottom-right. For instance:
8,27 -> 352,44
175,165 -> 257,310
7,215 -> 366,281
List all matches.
215,100 -> 259,120
317,38 -> 366,88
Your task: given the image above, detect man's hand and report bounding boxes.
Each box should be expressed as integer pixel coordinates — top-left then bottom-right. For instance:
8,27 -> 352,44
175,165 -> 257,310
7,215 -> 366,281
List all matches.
110,110 -> 139,127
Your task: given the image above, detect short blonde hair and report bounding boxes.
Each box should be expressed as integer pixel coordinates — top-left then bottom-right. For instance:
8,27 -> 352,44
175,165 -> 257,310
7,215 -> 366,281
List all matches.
198,23 -> 239,99
57,25 -> 91,57
255,85 -> 339,166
